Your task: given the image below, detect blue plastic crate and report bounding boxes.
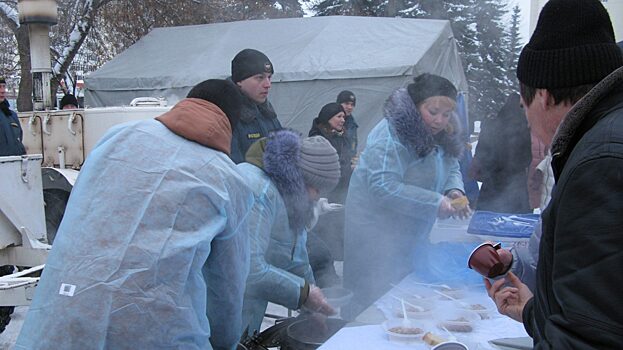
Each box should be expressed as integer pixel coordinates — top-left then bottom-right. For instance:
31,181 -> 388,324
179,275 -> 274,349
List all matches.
467,211 -> 539,238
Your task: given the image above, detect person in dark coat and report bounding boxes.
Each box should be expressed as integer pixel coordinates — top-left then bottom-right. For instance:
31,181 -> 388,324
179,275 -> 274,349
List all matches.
336,90 -> 359,160
229,49 -> 282,163
485,1 -> 623,348
306,103 -> 356,287
0,77 -> 25,333
469,93 -> 532,213
0,77 -> 26,156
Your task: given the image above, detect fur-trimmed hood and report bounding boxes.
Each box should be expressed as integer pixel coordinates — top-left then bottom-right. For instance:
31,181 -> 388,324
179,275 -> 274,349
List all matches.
246,129 -> 313,232
384,88 -> 463,158
551,66 -> 623,162
226,77 -> 277,123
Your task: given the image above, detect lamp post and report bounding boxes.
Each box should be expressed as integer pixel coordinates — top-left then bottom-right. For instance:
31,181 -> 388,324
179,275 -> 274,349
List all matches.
17,0 -> 58,111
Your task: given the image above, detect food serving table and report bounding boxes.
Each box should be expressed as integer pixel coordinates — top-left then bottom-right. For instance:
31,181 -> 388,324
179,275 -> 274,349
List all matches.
318,274 -> 531,350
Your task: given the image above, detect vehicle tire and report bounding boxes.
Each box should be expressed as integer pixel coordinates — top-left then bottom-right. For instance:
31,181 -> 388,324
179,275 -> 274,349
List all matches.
44,189 -> 70,244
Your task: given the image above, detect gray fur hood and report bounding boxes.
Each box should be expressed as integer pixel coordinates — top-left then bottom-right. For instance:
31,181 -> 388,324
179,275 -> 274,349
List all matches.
384,88 -> 463,158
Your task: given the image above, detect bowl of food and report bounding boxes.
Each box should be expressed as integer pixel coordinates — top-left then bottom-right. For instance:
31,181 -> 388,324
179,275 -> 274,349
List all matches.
383,318 -> 425,344
455,302 -> 494,320
433,287 -> 466,300
437,310 -> 480,333
391,299 -> 433,319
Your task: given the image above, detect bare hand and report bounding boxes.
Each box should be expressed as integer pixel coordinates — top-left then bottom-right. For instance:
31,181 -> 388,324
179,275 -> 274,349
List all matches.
447,191 -> 472,220
351,155 -> 359,170
304,285 -> 336,316
484,272 -> 533,322
437,196 -> 455,219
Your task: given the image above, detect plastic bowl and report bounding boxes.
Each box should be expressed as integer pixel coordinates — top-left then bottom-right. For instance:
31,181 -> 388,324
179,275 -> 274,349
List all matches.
383,318 -> 425,344
437,310 -> 480,333
391,299 -> 433,319
455,301 -> 494,320
434,287 -> 466,300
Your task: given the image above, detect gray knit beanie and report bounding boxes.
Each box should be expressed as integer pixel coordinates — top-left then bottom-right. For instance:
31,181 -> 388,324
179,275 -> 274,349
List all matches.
298,136 -> 341,194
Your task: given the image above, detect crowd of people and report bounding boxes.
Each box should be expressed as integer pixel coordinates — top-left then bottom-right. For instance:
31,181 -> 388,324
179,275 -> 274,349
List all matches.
2,0 -> 622,348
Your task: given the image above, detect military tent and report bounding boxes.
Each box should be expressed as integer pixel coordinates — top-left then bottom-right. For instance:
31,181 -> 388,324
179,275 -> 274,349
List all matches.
85,15 -> 468,147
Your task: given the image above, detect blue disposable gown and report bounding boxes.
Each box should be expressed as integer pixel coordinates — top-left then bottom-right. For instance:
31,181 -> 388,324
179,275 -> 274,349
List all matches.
15,119 -> 253,350
237,163 -> 314,334
343,117 -> 474,318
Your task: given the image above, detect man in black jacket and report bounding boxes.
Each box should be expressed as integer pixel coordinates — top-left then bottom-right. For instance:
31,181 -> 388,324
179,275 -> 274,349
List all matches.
229,49 -> 282,163
485,0 -> 623,348
0,77 -> 25,333
0,77 -> 25,156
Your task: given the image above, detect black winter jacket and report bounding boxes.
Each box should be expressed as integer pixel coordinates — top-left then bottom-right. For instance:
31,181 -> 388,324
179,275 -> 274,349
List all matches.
308,123 -> 354,203
523,67 -> 623,349
0,100 -> 26,156
230,91 -> 281,164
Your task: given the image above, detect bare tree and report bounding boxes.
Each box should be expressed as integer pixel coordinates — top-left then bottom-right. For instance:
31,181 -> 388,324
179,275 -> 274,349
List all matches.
1,0 -> 304,111
0,0 -> 113,110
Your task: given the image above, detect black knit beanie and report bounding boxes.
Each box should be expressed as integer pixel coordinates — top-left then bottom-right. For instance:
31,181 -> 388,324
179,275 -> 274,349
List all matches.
517,0 -> 623,89
407,73 -> 457,106
336,90 -> 356,105
316,102 -> 344,124
231,49 -> 274,83
187,79 -> 243,128
60,94 -> 78,109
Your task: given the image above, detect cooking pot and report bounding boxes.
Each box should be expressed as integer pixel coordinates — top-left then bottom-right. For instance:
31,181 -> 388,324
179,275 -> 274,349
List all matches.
282,317 -> 347,350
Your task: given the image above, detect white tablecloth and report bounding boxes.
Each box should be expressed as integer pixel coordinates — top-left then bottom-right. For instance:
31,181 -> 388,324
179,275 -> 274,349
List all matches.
319,276 -> 529,350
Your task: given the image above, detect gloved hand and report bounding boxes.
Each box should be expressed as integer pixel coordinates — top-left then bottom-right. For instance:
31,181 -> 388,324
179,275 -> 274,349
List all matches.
317,198 -> 344,215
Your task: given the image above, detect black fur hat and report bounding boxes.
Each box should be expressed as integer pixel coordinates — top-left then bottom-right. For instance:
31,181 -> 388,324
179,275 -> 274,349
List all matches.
407,74 -> 457,106
187,79 -> 243,128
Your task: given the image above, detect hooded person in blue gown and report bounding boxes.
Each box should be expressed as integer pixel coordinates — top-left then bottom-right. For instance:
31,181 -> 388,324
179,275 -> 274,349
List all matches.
16,80 -> 254,350
343,74 -> 474,319
237,130 -> 341,334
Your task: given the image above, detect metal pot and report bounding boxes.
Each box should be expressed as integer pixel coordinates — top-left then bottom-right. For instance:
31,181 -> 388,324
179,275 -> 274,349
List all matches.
282,317 -> 347,350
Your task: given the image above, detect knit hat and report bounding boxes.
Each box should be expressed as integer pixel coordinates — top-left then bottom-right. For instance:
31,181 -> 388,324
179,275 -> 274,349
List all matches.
316,102 -> 344,124
231,49 -> 274,83
0,77 -> 5,85
298,136 -> 340,194
187,79 -> 243,128
407,74 -> 457,106
336,90 -> 356,105
60,94 -> 78,109
517,0 -> 623,89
